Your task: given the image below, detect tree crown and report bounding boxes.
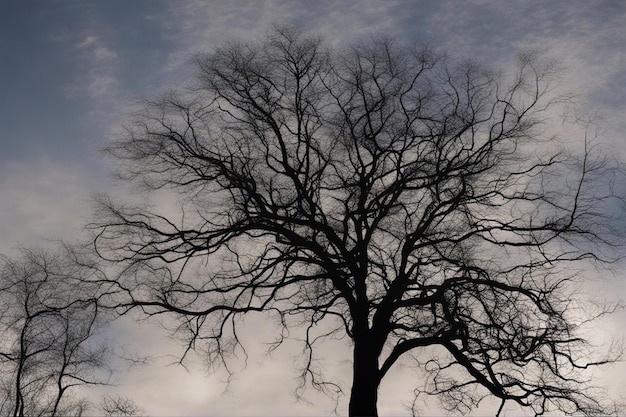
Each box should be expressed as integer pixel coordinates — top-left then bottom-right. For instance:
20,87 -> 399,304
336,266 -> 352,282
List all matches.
93,26 -> 623,415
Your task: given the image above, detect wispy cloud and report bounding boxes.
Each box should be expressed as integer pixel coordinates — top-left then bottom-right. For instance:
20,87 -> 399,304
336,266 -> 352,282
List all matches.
152,0 -> 404,77
68,34 -> 121,101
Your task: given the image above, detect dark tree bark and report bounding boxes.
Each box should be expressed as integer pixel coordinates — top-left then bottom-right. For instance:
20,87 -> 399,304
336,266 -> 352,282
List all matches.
91,25 -> 623,416
349,327 -> 380,416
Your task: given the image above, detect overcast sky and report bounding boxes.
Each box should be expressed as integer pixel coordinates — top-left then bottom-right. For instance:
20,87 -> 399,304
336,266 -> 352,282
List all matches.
1,1 -> 626,415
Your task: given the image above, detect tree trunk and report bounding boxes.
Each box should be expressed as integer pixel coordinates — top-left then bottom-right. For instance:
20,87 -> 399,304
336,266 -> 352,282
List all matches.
349,337 -> 380,416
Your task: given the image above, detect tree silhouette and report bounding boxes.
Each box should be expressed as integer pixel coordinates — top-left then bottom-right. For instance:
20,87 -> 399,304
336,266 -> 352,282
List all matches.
0,248 -> 110,417
92,26 -> 622,416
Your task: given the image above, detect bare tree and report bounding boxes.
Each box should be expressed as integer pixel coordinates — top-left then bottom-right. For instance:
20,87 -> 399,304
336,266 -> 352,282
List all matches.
92,26 -> 623,416
0,248 -> 110,417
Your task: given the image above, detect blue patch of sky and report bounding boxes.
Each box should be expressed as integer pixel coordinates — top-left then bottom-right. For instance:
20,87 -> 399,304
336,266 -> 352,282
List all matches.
0,1 -> 177,166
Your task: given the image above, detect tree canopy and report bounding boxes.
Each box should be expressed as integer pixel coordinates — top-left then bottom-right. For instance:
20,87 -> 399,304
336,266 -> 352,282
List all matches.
92,26 -> 622,416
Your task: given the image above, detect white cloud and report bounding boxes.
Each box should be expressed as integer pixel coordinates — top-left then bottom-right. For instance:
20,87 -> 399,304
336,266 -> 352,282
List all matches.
93,45 -> 118,62
77,35 -> 98,49
69,34 -> 121,101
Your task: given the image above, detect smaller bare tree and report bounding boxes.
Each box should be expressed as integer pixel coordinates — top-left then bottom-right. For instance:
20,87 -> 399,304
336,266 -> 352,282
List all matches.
0,248 -> 111,417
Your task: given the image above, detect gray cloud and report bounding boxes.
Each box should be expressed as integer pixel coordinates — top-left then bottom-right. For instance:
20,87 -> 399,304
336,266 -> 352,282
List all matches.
1,0 -> 625,414
0,160 -> 96,253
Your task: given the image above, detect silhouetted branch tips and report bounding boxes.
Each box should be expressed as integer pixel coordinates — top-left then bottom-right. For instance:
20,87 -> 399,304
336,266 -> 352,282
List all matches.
92,25 -> 624,416
100,394 -> 145,417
